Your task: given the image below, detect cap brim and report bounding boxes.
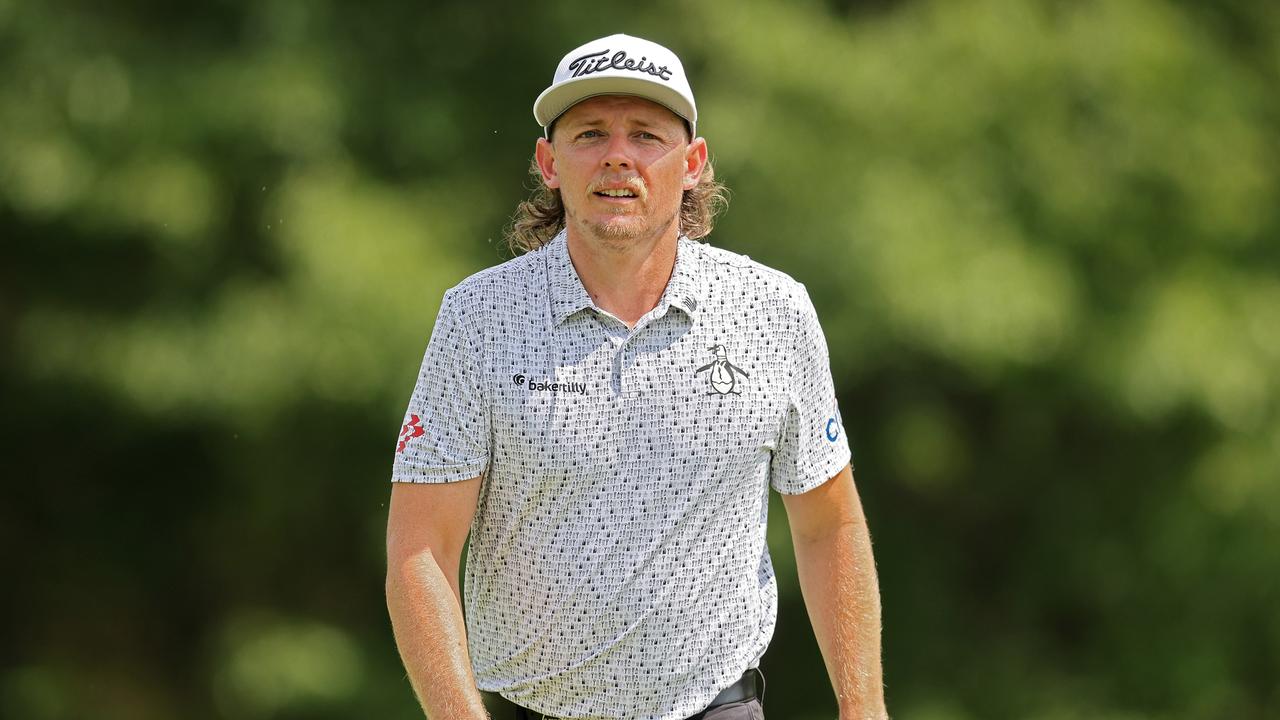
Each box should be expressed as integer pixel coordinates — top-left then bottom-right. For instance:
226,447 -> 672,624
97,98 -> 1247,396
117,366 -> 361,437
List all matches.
534,75 -> 696,134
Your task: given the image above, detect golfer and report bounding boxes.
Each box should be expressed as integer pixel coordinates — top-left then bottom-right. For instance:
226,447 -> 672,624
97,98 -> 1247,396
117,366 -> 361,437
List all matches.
386,33 -> 887,720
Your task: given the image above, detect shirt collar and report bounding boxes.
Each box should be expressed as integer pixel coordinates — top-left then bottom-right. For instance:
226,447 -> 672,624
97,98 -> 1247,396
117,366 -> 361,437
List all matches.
661,236 -> 704,320
545,230 -> 704,327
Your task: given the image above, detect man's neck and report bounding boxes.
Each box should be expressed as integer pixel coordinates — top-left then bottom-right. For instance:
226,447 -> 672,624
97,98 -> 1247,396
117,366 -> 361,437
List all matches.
564,226 -> 679,328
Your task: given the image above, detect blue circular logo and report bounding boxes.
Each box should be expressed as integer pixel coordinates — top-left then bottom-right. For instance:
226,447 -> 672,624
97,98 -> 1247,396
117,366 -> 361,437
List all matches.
825,417 -> 839,442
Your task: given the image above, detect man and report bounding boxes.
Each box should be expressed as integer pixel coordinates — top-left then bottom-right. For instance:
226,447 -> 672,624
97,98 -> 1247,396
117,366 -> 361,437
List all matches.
386,33 -> 887,720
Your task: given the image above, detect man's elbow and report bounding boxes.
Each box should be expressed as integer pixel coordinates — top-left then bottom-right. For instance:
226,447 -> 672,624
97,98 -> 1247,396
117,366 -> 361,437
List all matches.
385,550 -> 417,607
387,544 -> 442,583
387,544 -> 464,608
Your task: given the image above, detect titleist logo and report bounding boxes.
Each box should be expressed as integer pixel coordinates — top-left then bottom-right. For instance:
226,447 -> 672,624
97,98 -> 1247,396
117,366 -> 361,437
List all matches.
568,49 -> 673,81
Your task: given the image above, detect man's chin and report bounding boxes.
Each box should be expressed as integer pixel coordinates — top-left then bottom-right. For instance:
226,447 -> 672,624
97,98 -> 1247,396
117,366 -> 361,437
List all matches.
587,218 -> 648,242
571,210 -> 677,246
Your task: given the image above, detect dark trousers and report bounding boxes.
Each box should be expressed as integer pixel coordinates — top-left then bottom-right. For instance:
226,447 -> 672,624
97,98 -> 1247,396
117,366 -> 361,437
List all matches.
480,668 -> 766,720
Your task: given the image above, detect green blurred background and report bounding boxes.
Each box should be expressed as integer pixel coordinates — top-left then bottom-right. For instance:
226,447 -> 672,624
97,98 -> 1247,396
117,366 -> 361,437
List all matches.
4,0 -> 1278,718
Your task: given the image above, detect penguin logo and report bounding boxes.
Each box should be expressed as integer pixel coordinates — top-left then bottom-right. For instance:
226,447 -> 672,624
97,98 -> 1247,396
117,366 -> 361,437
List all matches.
695,345 -> 749,395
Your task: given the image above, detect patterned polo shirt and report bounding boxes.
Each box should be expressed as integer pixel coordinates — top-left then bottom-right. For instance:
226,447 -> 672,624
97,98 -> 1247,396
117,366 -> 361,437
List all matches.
392,230 -> 851,720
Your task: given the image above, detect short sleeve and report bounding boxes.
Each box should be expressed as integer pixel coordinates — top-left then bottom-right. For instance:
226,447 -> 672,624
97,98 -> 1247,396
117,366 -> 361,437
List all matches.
391,291 -> 490,483
769,284 -> 852,494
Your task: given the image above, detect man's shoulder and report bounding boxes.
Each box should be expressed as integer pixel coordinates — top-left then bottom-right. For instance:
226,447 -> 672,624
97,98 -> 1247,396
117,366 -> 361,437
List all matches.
690,240 -> 810,305
440,247 -> 546,312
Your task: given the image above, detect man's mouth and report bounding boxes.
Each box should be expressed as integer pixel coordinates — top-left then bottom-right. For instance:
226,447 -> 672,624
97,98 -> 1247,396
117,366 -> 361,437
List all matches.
594,188 -> 638,198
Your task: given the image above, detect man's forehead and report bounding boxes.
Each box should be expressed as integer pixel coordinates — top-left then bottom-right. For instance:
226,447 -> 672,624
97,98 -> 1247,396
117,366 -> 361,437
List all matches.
557,95 -> 686,127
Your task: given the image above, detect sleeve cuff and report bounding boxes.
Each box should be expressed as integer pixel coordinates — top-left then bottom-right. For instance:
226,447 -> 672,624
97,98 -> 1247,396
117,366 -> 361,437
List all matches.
773,446 -> 852,495
391,458 -> 488,484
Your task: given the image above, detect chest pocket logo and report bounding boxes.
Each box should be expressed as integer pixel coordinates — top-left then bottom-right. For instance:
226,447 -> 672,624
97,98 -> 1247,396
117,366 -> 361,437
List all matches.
695,344 -> 749,395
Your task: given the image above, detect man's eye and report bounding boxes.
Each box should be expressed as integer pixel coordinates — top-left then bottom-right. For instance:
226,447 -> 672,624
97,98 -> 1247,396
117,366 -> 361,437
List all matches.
578,130 -> 603,139
638,132 -> 660,140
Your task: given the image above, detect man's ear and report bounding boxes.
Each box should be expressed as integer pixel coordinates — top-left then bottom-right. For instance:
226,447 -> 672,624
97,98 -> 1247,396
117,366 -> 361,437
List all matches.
683,137 -> 709,191
535,137 -> 559,189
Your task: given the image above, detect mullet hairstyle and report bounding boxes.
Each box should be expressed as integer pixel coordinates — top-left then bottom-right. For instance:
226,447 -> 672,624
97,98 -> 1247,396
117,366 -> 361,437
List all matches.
504,154 -> 730,254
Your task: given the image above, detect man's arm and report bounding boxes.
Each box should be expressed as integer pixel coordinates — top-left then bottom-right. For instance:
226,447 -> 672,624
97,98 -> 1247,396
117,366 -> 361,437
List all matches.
782,464 -> 888,720
386,477 -> 489,719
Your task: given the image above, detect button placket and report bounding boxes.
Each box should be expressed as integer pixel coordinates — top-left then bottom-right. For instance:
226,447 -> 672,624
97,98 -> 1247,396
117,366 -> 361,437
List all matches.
601,307 -> 668,399
595,313 -> 627,397
611,341 -> 625,397
611,331 -> 629,398
619,338 -> 643,399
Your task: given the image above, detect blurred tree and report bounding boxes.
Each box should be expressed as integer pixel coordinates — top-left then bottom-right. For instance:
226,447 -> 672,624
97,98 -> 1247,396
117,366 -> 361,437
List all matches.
2,0 -> 1277,718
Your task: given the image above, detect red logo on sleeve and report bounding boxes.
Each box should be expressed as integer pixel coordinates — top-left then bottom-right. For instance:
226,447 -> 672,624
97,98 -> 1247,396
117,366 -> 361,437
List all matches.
396,414 -> 425,453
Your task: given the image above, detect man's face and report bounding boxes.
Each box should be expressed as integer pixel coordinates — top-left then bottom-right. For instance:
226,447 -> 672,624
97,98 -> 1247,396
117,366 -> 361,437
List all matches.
535,95 -> 707,247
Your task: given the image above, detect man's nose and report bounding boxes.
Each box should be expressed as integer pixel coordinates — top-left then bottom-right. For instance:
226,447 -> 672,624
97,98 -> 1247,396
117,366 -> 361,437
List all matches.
601,134 -> 632,169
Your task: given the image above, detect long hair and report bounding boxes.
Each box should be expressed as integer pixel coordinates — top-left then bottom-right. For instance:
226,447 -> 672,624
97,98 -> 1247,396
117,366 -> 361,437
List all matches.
504,156 -> 730,254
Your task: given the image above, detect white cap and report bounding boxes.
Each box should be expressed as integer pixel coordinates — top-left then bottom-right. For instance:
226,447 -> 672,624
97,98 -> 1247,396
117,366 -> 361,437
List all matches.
534,33 -> 697,138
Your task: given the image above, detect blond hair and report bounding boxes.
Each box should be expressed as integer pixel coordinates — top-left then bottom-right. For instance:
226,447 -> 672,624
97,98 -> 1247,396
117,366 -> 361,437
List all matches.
504,156 -> 729,254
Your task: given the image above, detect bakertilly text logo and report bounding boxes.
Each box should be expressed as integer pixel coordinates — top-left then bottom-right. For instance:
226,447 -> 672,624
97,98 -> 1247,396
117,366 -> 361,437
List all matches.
513,373 -> 586,395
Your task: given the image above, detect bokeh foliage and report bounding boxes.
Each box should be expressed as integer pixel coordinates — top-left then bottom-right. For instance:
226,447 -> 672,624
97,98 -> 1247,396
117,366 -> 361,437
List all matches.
3,0 -> 1278,718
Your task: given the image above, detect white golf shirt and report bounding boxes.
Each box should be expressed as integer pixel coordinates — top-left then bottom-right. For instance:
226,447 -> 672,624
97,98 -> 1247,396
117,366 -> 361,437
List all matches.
392,230 -> 851,720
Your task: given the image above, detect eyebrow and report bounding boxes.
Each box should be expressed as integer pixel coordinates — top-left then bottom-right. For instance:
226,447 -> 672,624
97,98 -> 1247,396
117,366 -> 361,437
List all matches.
564,116 -> 667,130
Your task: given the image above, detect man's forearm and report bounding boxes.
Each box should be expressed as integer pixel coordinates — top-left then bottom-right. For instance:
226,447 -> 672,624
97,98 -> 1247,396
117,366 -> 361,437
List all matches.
792,515 -> 887,720
386,552 -> 489,719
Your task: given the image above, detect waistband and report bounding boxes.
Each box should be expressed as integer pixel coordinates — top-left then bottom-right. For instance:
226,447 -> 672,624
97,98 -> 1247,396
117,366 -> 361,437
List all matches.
480,666 -> 765,720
